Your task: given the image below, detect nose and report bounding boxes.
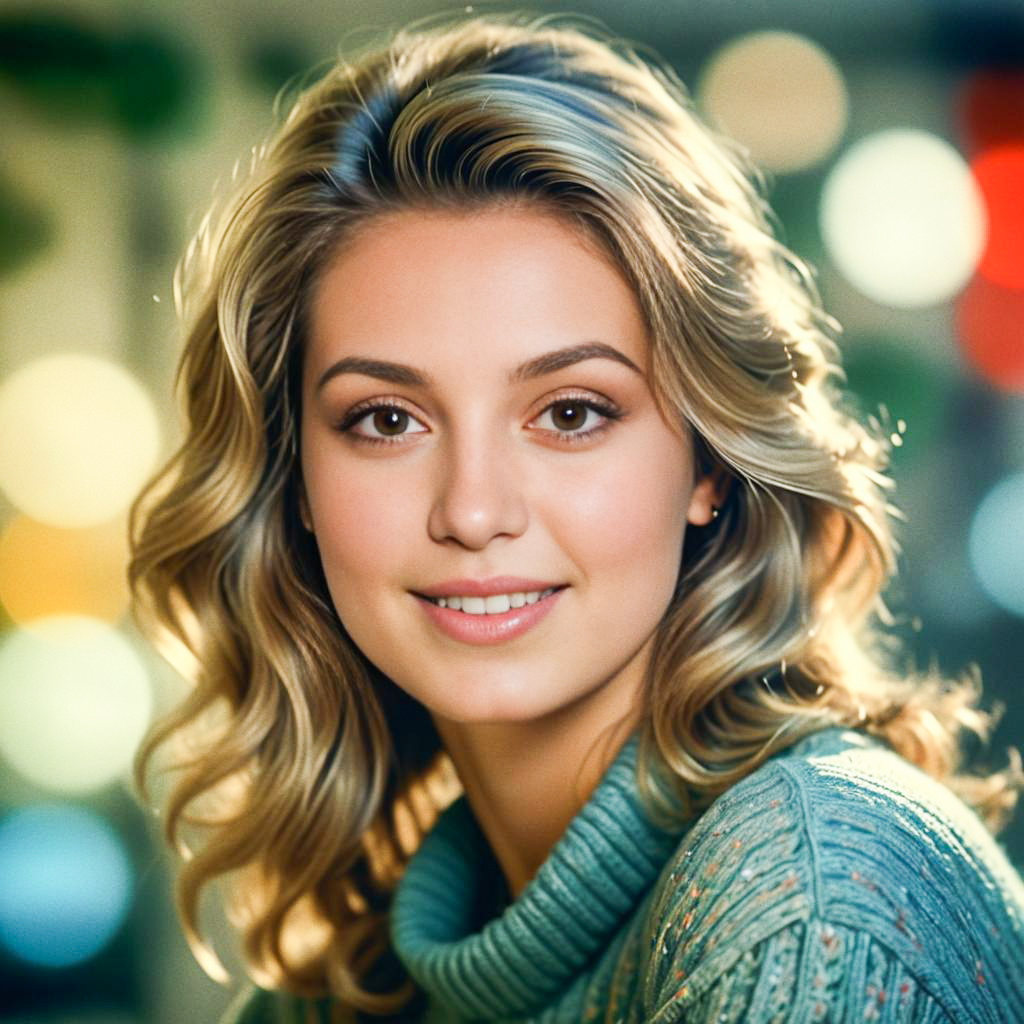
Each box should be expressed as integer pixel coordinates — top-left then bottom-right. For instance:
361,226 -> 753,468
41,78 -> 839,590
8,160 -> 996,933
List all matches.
427,429 -> 529,550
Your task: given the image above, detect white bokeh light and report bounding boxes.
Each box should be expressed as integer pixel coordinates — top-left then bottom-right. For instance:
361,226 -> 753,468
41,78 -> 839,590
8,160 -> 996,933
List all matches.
0,354 -> 161,528
699,31 -> 847,173
0,616 -> 153,792
968,473 -> 1024,618
820,129 -> 986,308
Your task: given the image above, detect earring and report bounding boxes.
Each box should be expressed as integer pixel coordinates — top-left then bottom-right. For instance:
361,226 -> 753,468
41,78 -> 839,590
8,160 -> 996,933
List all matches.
711,506 -> 720,520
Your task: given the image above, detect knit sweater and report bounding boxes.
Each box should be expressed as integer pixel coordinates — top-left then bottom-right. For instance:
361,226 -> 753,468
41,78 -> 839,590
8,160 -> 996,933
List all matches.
222,726 -> 1024,1023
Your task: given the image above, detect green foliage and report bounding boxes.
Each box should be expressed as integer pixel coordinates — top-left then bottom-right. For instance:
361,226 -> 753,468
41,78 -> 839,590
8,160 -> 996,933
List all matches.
0,10 -> 203,142
0,172 -> 53,276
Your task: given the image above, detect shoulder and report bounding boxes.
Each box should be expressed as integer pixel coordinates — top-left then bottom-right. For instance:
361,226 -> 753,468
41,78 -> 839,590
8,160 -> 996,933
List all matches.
638,727 -> 1024,1023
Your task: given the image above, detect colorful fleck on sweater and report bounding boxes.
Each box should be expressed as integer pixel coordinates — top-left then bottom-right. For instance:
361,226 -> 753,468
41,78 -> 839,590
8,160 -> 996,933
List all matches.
222,726 -> 1024,1022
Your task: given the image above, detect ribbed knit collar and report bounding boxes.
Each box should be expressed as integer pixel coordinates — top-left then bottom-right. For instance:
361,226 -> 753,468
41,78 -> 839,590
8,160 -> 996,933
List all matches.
390,733 -> 688,1020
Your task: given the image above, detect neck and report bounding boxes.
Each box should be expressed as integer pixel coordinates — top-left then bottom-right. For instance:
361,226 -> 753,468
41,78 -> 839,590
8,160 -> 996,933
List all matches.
433,695 -> 641,899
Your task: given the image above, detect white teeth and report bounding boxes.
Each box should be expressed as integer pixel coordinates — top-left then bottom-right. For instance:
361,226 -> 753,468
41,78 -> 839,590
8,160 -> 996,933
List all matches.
428,587 -> 558,614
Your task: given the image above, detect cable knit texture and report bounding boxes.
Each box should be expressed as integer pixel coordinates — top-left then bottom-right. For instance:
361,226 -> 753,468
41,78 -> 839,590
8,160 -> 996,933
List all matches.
222,727 -> 1024,1023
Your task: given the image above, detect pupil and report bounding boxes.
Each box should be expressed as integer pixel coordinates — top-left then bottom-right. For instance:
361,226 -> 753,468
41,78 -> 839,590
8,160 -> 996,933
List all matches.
374,409 -> 408,435
553,402 -> 584,430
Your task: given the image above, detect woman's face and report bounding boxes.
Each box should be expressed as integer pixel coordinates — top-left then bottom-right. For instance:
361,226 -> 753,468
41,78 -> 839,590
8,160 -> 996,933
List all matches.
301,205 -> 718,728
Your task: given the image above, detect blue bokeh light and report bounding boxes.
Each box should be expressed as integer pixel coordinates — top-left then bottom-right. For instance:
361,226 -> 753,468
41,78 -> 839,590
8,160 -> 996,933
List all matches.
968,472 -> 1024,618
0,804 -> 133,967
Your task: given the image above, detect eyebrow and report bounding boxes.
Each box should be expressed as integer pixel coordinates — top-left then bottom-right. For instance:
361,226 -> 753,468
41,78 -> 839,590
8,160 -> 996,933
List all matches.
315,342 -> 643,393
512,342 -> 643,382
316,356 -> 428,391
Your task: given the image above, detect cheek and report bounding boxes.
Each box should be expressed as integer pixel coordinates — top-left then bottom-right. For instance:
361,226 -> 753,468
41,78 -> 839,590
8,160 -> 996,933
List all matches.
547,434 -> 692,587
302,453 -> 422,598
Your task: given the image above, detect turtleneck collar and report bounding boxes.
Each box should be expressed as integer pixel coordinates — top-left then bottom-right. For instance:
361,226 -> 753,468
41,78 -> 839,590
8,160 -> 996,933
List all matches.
389,732 -> 689,1020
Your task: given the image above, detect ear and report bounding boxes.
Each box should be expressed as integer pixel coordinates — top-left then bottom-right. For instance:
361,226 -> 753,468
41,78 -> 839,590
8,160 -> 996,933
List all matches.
686,463 -> 731,527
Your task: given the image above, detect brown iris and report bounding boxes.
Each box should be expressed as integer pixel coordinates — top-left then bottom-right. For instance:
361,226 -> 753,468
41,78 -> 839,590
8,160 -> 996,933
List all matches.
550,401 -> 587,431
373,408 -> 409,435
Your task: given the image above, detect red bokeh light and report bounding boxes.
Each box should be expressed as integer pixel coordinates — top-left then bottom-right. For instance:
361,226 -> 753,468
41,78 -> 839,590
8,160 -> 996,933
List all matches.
970,145 -> 1024,290
956,273 -> 1024,393
959,72 -> 1024,154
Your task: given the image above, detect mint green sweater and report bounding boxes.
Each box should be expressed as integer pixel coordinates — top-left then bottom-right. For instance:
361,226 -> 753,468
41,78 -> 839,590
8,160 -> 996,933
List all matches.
223,727 -> 1024,1022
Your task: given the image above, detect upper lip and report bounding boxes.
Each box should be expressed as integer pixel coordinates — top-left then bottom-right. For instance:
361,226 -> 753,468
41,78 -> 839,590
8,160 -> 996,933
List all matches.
415,577 -> 566,598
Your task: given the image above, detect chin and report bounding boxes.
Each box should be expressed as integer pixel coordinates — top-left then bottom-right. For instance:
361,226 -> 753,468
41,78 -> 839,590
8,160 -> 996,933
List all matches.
414,672 -> 573,726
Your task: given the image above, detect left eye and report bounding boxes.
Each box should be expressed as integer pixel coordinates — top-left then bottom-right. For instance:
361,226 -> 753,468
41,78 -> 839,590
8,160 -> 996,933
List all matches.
348,406 -> 428,438
533,400 -> 607,433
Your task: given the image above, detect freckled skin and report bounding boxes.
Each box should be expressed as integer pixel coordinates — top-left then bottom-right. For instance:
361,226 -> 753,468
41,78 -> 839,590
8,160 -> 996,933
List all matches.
300,206 -> 717,729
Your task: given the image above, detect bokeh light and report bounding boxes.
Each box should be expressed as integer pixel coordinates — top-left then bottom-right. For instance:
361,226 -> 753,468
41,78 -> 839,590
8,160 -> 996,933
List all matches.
699,31 -> 847,173
970,145 -> 1024,290
968,473 -> 1024,617
0,354 -> 160,528
0,804 -> 132,967
959,72 -> 1024,154
0,515 -> 130,624
820,129 -> 986,308
0,616 -> 152,792
956,273 -> 1024,393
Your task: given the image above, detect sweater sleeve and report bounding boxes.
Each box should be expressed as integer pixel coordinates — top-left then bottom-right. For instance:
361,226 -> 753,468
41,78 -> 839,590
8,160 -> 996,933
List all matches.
637,742 -> 1024,1024
650,918 -> 955,1023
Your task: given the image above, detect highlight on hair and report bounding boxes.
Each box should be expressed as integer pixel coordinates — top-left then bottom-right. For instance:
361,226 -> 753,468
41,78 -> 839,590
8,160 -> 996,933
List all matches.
129,12 -> 1021,1014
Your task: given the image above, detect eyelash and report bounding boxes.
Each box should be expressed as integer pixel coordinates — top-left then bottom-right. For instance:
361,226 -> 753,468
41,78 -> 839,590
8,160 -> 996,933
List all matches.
337,392 -> 624,447
336,399 -> 424,446
531,392 -> 623,444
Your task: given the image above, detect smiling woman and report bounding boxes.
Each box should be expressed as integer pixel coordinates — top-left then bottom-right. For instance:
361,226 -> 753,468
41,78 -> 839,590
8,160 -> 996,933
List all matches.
129,13 -> 1024,1024
301,208 -> 708,744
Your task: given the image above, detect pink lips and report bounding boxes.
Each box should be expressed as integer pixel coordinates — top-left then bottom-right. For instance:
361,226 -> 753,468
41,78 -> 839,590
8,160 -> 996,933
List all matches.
414,578 -> 566,646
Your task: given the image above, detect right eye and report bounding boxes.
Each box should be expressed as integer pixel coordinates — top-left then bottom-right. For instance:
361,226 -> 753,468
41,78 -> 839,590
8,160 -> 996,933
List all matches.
341,403 -> 428,442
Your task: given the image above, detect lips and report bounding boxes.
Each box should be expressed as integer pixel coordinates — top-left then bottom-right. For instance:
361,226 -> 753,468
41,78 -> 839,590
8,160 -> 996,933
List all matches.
414,582 -> 567,646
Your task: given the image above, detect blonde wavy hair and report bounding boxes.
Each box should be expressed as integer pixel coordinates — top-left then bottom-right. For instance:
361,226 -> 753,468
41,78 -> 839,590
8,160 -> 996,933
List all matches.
130,12 -> 1020,1016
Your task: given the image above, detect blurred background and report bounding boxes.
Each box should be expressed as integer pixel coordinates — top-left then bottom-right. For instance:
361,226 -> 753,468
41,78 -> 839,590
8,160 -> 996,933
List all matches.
1,0 -> 1022,1020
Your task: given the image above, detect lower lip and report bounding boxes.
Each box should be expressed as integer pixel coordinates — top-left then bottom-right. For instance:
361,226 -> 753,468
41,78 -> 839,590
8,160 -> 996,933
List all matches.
415,590 -> 565,646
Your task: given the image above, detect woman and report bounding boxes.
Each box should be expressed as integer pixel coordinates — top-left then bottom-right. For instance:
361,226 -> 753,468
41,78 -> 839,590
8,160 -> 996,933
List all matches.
130,14 -> 1024,1023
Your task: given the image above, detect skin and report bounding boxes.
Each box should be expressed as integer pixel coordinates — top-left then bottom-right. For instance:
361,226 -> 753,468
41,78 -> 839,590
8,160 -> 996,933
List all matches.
300,204 -> 720,897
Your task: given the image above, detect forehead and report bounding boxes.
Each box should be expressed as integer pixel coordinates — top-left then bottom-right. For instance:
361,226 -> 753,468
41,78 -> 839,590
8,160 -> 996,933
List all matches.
305,204 -> 651,380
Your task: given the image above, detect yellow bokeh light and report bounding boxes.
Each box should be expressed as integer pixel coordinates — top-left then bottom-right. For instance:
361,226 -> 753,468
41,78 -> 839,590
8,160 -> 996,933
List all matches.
0,354 -> 161,528
0,616 -> 152,793
0,515 -> 129,625
820,129 -> 986,308
699,31 -> 848,173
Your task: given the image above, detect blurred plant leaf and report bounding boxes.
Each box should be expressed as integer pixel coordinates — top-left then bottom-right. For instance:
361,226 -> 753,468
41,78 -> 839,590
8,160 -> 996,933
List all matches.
0,10 -> 202,142
108,27 -> 199,142
244,37 -> 316,99
0,172 -> 54,276
0,12 -> 110,121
